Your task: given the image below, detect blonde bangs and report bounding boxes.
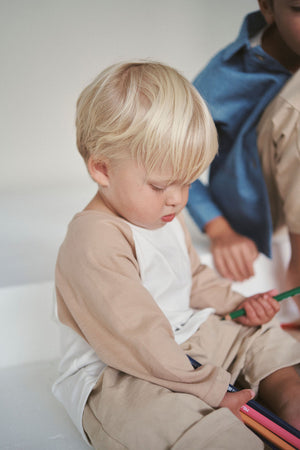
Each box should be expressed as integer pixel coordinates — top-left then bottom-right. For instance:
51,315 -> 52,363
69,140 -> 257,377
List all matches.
128,75 -> 218,184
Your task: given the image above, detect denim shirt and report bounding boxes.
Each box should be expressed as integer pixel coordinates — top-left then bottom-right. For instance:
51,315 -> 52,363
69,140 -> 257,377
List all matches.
187,11 -> 291,256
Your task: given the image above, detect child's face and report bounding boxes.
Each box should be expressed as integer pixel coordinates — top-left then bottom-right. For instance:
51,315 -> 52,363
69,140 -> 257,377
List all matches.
101,159 -> 190,230
270,0 -> 300,57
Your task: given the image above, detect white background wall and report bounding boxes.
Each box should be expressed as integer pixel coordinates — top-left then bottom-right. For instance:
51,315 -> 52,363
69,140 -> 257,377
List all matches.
1,0 -> 257,286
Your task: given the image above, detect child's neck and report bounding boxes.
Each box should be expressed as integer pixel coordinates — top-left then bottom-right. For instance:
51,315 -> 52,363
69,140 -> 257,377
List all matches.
262,25 -> 300,73
84,190 -> 114,216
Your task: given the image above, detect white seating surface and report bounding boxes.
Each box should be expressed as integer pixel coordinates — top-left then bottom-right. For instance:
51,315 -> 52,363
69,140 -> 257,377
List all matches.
0,282 -> 90,449
0,361 -> 90,450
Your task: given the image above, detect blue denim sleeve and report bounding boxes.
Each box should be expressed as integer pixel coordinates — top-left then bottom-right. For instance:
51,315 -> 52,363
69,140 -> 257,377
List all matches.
186,179 -> 222,231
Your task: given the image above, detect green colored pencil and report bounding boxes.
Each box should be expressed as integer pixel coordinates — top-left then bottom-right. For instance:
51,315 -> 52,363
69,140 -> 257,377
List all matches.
222,286 -> 300,321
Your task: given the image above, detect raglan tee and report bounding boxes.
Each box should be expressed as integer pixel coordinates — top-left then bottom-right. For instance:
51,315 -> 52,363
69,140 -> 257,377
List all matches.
53,211 -> 244,441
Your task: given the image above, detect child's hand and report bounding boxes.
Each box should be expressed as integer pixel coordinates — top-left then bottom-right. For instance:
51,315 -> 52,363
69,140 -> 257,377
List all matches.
235,289 -> 280,326
219,389 -> 255,421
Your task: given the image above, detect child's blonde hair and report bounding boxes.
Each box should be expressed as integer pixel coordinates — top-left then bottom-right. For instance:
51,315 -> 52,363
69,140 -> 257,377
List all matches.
76,61 -> 218,184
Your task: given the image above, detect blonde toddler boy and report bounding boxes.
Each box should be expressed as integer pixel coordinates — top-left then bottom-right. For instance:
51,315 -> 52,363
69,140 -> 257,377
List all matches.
53,61 -> 300,449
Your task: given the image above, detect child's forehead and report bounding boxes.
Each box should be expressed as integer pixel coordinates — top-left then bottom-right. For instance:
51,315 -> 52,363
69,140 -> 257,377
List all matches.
144,167 -> 192,186
146,169 -> 173,182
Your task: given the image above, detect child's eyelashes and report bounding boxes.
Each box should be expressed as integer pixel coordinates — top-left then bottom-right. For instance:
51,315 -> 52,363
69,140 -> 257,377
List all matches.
150,184 -> 166,192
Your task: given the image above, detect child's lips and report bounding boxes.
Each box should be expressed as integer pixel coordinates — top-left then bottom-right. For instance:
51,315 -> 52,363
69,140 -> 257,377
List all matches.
162,213 -> 175,222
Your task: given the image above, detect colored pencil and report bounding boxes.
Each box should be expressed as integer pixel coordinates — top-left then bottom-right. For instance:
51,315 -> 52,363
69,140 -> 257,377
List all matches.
228,383 -> 300,440
281,321 -> 300,330
187,355 -> 300,444
240,403 -> 300,449
240,412 -> 295,450
222,286 -> 300,321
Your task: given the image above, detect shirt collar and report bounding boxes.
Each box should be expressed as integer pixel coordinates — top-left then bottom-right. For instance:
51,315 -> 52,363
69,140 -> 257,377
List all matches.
223,11 -> 267,61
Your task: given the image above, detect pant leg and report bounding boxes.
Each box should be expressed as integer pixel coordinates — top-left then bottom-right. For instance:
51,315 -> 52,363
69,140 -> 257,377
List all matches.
182,315 -> 300,392
82,366 -> 264,450
240,318 -> 300,389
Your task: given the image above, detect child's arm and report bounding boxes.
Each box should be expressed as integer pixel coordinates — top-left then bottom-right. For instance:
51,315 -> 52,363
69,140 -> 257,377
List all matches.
233,289 -> 280,327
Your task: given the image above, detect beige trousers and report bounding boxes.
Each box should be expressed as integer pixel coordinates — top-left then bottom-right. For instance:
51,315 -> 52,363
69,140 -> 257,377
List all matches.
83,316 -> 300,450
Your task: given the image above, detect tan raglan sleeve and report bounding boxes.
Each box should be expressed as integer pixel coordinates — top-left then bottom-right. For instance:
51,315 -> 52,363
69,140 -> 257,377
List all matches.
178,214 -> 245,313
55,213 -> 231,407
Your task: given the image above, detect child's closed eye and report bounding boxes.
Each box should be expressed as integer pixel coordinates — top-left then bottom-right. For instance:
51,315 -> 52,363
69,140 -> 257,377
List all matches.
150,184 -> 166,192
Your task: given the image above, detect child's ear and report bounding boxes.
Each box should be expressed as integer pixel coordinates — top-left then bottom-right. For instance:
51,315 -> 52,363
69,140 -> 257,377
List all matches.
258,0 -> 274,25
87,157 -> 110,187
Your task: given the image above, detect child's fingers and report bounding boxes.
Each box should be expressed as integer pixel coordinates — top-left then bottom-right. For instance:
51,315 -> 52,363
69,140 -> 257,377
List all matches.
269,297 -> 280,315
241,300 -> 260,323
247,289 -> 278,302
242,389 -> 256,404
254,294 -> 279,318
219,390 -> 255,420
238,294 -> 279,325
258,295 -> 279,318
248,296 -> 267,320
236,289 -> 280,326
265,288 -> 279,298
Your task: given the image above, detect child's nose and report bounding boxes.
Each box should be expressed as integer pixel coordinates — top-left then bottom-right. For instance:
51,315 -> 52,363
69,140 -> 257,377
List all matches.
165,186 -> 183,206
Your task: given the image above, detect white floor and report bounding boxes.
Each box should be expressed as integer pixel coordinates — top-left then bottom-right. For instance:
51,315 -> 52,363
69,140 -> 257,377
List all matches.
0,361 -> 90,450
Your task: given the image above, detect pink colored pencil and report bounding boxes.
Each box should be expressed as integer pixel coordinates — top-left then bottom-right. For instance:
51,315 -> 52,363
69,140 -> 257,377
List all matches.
240,403 -> 300,449
240,412 -> 295,450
